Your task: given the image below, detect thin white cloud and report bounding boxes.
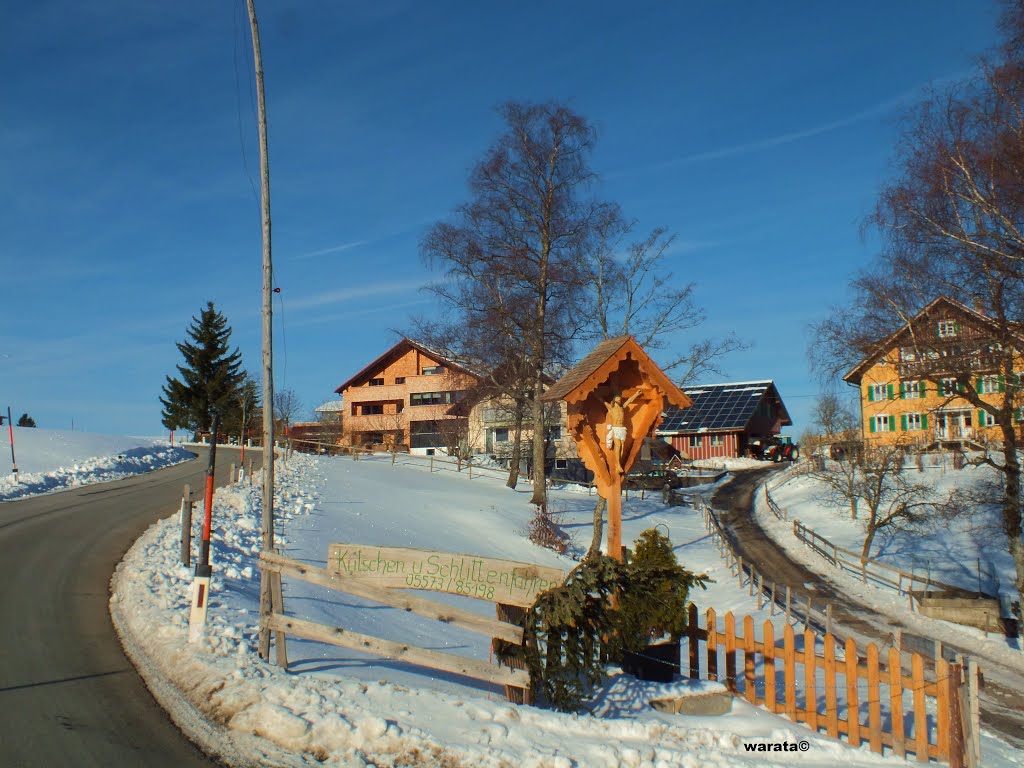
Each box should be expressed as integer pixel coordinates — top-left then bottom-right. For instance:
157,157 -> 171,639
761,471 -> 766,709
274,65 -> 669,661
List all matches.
292,240 -> 368,261
287,280 -> 426,311
645,70 -> 978,173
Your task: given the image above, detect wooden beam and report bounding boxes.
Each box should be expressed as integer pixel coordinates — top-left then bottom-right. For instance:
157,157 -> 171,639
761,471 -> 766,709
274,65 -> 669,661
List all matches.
259,552 -> 525,644
263,613 -> 530,689
325,543 -> 563,608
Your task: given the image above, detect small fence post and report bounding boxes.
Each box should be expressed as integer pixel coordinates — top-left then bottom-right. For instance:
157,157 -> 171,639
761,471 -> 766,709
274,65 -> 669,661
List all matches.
229,463 -> 236,483
180,484 -> 192,567
785,586 -> 792,623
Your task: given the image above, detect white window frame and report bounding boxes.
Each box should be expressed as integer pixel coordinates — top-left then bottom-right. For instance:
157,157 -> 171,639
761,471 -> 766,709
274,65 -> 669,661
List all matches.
980,376 -> 1000,394
874,414 -> 891,432
980,411 -> 996,427
710,435 -> 724,447
871,384 -> 888,401
903,380 -> 921,399
905,412 -> 923,431
937,320 -> 959,338
940,378 -> 958,397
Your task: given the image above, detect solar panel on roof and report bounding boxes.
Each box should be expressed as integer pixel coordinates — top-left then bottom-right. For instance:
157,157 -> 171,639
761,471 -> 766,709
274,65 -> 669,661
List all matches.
659,380 -> 774,433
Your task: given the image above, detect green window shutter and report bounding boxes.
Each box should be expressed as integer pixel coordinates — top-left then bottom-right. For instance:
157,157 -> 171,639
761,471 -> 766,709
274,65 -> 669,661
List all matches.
890,418 -> 896,432
900,414 -> 908,431
976,377 -> 984,394
867,386 -> 874,402
999,375 -> 1005,393
922,413 -> 929,430
869,417 -> 876,433
899,382 -> 906,399
979,409 -> 986,427
919,381 -> 927,397
887,383 -> 894,400
954,321 -> 962,334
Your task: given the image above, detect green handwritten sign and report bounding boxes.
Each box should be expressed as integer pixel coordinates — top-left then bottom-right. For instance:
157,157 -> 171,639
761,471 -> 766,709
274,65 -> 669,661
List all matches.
326,543 -> 565,607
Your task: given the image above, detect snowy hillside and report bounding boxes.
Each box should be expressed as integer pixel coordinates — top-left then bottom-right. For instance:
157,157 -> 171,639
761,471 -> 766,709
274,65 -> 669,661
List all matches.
0,426 -> 193,501
109,451 -> 1023,767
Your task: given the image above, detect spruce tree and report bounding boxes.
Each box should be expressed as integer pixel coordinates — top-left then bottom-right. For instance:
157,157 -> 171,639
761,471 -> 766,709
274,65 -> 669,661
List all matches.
17,413 -> 36,427
160,302 -> 245,434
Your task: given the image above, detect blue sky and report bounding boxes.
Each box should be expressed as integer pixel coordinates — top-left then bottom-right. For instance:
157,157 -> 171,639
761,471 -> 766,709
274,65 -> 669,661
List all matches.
0,1 -> 1002,436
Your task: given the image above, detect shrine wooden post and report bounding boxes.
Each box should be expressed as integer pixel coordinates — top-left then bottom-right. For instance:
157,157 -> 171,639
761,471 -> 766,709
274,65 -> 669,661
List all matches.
541,336 -> 691,560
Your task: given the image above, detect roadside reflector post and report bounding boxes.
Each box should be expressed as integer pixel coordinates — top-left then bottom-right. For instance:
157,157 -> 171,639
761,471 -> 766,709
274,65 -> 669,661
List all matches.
189,416 -> 219,643
180,483 -> 193,567
7,406 -> 18,482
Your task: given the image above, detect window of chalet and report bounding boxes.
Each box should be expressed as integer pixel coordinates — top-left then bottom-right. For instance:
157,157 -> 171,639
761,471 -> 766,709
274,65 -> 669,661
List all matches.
546,426 -> 561,441
368,378 -> 384,386
555,459 -> 568,469
900,347 -> 918,362
937,320 -> 961,338
395,377 -> 406,384
978,375 -> 1004,394
939,378 -> 959,397
410,391 -> 463,406
690,435 -> 703,447
869,414 -> 895,433
900,412 -> 926,431
710,435 -> 724,447
867,383 -> 892,401
900,380 -> 924,399
979,410 -> 997,427
493,427 -> 509,442
361,404 -> 383,415
421,365 -> 445,375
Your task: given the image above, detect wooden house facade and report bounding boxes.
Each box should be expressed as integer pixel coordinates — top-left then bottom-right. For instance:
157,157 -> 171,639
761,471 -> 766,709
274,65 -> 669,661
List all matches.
657,380 -> 792,460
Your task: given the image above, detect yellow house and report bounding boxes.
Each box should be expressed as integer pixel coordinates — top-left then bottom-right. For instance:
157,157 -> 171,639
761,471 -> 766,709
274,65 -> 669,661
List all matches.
843,296 -> 1022,448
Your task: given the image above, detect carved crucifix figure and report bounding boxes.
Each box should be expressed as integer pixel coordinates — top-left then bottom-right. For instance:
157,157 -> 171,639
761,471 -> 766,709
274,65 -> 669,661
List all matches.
603,388 -> 645,475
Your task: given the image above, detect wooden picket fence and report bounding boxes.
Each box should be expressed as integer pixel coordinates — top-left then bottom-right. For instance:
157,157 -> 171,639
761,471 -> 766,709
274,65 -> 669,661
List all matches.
675,604 -> 977,766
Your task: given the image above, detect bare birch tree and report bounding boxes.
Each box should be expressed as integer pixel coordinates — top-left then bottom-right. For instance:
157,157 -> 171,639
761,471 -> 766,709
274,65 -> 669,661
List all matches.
421,101 -> 616,508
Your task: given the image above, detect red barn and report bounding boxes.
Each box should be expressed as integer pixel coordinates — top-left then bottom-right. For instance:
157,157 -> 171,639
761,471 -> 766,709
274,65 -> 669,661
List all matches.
656,380 -> 792,460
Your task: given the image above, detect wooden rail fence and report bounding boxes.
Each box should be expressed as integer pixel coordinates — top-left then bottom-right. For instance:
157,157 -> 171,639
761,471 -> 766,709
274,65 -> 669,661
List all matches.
696,493 -> 836,636
257,545 -> 564,703
764,485 -> 998,605
677,604 -> 976,766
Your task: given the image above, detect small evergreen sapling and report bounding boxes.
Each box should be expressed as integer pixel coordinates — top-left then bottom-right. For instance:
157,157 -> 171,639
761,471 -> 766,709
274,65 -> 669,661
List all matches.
522,528 -> 706,711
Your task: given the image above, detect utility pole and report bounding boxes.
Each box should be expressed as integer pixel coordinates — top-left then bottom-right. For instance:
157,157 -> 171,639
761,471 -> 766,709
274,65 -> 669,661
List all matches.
245,0 -> 275,661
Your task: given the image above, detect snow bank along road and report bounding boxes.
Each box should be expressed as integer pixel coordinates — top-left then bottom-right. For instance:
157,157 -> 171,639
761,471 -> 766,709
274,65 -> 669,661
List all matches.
0,447 -> 253,768
711,465 -> 1024,748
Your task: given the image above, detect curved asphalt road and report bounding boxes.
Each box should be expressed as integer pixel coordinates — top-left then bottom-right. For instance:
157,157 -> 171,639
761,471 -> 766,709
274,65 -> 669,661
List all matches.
0,447 -> 255,768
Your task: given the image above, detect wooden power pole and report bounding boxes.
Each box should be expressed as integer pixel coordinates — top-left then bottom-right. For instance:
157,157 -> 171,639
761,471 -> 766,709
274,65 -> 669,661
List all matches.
245,0 -> 275,661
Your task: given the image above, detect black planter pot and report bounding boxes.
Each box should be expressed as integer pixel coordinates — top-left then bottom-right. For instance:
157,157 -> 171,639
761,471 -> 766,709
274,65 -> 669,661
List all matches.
621,639 -> 681,683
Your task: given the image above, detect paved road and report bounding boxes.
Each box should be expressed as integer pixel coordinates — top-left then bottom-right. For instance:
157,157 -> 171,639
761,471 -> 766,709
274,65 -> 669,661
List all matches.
711,465 -> 1024,749
0,447 -> 256,768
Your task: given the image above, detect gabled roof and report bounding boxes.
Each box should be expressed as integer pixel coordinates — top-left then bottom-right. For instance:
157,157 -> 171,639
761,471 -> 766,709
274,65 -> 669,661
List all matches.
540,336 -> 691,409
657,380 -> 791,433
314,400 -> 346,413
334,338 -> 480,394
841,295 -> 1023,384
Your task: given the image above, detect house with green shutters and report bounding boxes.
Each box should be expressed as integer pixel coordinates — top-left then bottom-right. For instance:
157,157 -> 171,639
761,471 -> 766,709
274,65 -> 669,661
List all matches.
843,296 -> 1022,449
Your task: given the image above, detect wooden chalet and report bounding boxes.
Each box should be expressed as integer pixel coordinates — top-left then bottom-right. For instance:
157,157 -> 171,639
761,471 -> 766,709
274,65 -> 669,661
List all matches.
657,380 -> 792,460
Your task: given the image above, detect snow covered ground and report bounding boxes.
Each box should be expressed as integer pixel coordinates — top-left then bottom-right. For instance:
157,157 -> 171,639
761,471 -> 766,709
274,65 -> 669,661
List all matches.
0,426 -> 193,501
763,458 -> 1014,601
104,448 -> 1022,767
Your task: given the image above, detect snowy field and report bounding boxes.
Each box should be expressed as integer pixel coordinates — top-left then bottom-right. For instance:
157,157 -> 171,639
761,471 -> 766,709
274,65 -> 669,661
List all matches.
763,459 -> 1014,600
0,426 -> 192,501
105,448 -> 1022,767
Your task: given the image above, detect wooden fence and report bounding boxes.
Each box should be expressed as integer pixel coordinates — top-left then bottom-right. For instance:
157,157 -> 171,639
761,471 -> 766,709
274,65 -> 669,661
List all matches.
257,545 -> 564,703
675,604 -> 977,766
695,493 -> 837,636
764,485 -> 998,605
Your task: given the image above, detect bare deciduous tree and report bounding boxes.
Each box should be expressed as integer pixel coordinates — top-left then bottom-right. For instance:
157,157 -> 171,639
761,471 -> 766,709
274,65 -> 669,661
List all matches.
585,223 -> 746,385
812,5 -> 1024,626
421,101 -> 616,508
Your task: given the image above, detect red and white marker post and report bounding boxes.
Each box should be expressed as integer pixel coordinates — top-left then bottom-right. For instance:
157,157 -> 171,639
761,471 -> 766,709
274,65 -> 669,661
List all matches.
188,415 -> 219,643
7,406 -> 17,482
